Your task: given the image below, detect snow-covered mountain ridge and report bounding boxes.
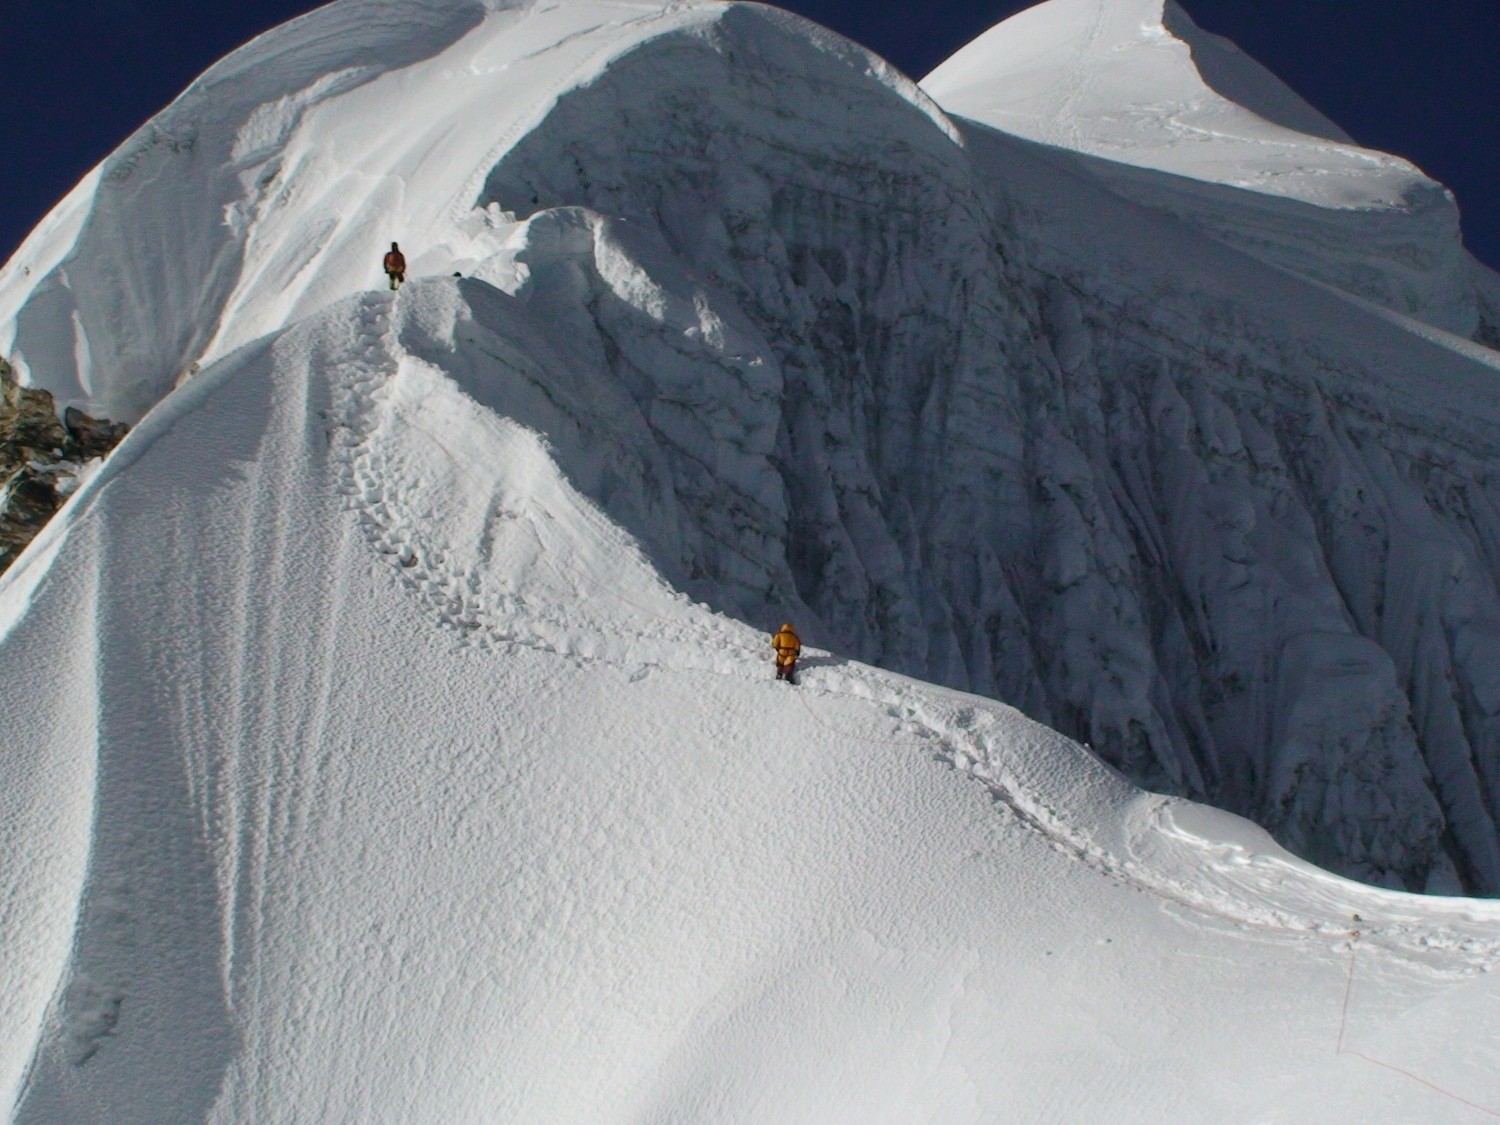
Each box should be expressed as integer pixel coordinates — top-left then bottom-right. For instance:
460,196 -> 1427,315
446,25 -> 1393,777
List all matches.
5,258 -> 1500,1122
5,0 -> 1500,893
924,0 -> 1493,339
4,1 -> 1500,1115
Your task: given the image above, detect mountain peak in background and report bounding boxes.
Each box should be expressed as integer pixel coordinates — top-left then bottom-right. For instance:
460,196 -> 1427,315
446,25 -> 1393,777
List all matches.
924,0 -> 1401,198
924,0 -> 1490,336
3,0 -> 1500,1118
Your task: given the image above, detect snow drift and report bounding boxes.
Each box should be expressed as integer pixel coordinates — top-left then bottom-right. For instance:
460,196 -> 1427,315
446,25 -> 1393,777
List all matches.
3,0 -> 1500,1117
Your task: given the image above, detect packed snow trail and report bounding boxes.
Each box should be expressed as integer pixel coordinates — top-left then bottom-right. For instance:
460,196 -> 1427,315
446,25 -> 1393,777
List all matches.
323,279 -> 1486,948
331,285 -> 1500,947
327,282 -> 1500,956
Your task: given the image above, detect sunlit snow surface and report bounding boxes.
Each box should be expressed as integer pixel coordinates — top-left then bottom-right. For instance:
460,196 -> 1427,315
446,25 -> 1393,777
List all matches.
922,0 -> 1480,335
3,0 -> 1500,1119
4,279 -> 1499,1122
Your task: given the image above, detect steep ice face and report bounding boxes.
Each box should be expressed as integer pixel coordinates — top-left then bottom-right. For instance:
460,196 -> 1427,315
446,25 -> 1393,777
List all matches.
468,7 -> 1014,642
922,0 -> 1479,337
3,0 -> 1500,899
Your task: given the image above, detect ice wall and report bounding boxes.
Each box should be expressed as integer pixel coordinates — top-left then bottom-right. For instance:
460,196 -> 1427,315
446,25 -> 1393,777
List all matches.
466,6 -> 1500,892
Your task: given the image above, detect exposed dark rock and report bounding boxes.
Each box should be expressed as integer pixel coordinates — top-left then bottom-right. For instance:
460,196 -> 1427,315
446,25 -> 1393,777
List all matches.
64,407 -> 131,460
1,358 -> 129,574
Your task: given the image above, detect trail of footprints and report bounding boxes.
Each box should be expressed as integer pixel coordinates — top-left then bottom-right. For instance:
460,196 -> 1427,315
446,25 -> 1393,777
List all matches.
326,292 -> 748,666
327,295 -> 498,647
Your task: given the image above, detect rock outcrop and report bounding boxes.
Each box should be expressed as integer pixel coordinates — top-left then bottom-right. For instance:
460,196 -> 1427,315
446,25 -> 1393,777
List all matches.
1,357 -> 127,573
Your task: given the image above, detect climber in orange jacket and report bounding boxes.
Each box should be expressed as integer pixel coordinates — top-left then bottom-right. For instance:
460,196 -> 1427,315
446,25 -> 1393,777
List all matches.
383,242 -> 406,290
772,623 -> 801,684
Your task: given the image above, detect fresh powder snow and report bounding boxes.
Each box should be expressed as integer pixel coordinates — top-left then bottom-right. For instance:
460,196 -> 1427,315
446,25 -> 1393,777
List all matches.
2,0 -> 1500,1121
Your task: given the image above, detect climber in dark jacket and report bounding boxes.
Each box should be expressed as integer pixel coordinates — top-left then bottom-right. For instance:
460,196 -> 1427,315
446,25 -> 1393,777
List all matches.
383,242 -> 407,290
772,623 -> 801,684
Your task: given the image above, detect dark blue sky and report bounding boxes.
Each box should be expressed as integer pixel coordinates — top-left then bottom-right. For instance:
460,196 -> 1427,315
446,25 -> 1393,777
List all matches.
6,1 -> 1498,270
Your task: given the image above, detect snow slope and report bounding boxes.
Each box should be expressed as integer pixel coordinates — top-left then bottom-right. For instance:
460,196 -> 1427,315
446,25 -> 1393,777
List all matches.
4,1 -> 1500,1113
4,0 -> 1500,888
4,276 -> 1499,1122
923,0 -> 1482,337
6,0 -> 1500,894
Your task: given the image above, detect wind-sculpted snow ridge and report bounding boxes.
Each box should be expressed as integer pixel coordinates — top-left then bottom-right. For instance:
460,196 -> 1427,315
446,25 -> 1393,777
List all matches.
0,0 -> 743,422
4,0 -> 1500,891
331,288 -> 1494,950
356,1 -> 1500,895
4,277 -> 1500,1122
922,0 -> 1483,338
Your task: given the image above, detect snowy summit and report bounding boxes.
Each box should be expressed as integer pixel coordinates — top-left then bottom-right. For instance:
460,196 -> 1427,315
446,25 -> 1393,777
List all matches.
924,0 -> 1403,205
923,0 -> 1482,334
2,0 -> 1500,1121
